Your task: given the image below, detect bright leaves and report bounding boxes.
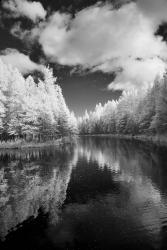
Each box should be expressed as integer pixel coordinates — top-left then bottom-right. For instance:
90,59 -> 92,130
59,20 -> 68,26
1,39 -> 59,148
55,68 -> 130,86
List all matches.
78,76 -> 167,136
0,59 -> 77,141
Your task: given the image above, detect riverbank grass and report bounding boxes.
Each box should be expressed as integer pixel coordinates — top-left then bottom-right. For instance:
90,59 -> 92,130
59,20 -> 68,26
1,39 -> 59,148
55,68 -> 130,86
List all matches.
0,138 -> 67,149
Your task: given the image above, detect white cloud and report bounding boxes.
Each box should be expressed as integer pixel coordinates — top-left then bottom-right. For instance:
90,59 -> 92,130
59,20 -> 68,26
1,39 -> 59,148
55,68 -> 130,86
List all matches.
8,1 -> 167,90
0,48 -> 44,74
2,0 -> 46,22
107,57 -> 166,90
39,3 -> 167,64
34,2 -> 167,89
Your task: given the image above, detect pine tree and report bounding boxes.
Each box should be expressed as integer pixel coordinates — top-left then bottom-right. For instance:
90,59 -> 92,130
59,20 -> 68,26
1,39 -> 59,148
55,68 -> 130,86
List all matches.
0,59 -> 78,141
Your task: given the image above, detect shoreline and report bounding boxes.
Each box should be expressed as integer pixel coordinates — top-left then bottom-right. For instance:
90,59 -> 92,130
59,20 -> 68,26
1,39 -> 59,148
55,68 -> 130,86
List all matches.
0,137 -> 73,150
0,134 -> 166,149
79,134 -> 167,147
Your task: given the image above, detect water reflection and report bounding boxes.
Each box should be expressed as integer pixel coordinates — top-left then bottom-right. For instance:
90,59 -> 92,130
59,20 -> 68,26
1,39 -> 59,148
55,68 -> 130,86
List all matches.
0,145 -> 75,241
59,137 -> 167,249
0,137 -> 167,249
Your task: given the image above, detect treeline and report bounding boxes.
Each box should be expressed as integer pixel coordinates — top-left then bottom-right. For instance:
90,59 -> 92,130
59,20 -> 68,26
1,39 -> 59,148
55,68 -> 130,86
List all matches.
78,75 -> 167,136
0,59 -> 78,141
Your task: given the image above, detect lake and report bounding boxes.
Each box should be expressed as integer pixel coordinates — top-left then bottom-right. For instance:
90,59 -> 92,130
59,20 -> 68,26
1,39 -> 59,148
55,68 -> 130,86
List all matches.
0,136 -> 167,250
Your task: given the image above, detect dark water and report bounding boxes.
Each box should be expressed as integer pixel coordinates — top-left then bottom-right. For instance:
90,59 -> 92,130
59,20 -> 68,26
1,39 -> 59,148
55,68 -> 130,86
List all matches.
0,137 -> 167,250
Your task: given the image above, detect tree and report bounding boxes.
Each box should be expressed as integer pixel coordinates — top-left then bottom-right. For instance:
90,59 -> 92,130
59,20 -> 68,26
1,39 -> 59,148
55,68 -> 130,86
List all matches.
0,59 -> 78,141
78,75 -> 167,137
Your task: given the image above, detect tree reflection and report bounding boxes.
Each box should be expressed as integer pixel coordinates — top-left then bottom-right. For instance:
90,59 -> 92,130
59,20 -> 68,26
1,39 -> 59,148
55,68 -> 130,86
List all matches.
1,137 -> 167,250
0,145 -> 74,240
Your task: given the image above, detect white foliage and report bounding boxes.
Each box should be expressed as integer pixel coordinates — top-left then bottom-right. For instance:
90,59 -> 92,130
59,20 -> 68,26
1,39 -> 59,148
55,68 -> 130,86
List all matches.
0,59 -> 77,139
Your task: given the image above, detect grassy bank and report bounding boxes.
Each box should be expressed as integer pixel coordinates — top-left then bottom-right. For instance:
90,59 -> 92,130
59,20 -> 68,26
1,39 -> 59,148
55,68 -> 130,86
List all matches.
80,134 -> 167,147
0,137 -> 74,150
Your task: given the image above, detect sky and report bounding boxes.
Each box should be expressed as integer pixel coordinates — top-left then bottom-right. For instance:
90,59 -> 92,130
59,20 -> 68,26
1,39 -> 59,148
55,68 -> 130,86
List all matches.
0,0 -> 167,116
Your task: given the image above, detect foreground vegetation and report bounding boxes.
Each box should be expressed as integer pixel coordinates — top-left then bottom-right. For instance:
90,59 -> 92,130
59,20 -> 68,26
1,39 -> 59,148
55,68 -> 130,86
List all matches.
78,74 -> 167,144
0,138 -> 66,149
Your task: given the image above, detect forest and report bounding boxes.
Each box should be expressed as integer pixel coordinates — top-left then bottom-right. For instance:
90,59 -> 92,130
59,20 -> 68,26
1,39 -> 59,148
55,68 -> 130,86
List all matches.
1,57 -> 167,144
78,75 -> 167,139
0,59 -> 78,142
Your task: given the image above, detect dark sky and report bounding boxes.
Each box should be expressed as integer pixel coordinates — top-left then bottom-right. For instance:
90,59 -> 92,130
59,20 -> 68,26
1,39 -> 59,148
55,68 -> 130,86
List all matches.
0,0 -> 167,116
58,72 -> 121,116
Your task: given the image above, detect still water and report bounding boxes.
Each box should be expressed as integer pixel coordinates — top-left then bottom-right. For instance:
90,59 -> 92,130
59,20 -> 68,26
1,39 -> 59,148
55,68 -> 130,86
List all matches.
0,136 -> 167,250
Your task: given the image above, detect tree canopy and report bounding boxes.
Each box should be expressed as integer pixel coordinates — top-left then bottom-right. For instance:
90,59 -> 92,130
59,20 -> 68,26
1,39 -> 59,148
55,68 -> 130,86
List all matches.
0,59 -> 78,141
78,75 -> 167,137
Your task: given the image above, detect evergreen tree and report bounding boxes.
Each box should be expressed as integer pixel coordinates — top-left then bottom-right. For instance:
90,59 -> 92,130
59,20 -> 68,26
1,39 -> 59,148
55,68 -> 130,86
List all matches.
0,59 -> 77,141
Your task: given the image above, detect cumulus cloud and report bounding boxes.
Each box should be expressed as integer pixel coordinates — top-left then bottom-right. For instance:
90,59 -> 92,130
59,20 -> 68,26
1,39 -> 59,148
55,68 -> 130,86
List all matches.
40,3 -> 167,65
8,1 -> 167,89
2,0 -> 46,22
107,57 -> 166,90
0,48 -> 44,74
